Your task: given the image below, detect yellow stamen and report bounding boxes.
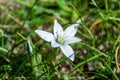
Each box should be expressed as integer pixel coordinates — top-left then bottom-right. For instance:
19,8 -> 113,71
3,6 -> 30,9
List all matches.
58,37 -> 64,44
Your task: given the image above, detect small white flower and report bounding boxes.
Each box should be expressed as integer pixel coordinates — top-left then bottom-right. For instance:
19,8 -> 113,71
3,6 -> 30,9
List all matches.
35,20 -> 81,61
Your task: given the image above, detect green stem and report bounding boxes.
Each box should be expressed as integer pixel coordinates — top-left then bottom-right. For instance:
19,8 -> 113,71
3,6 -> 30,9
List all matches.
91,0 -> 104,18
79,42 -> 108,57
70,3 -> 95,47
0,47 -> 8,52
71,42 -> 108,71
71,53 -> 102,71
21,0 -> 39,29
105,0 -> 108,13
104,62 -> 119,80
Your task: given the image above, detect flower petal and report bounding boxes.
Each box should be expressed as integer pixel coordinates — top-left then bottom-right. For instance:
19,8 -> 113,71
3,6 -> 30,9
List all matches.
65,37 -> 81,44
54,19 -> 63,38
35,30 -> 54,42
64,24 -> 79,37
27,40 -> 33,53
60,45 -> 74,61
51,40 -> 60,48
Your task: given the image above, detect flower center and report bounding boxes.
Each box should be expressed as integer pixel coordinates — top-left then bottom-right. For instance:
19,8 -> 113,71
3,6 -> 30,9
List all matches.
57,36 -> 65,44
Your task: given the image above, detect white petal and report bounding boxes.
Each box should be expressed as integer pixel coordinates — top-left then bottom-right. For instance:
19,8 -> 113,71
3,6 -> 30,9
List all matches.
54,19 -> 63,38
51,40 -> 60,48
35,30 -> 54,42
65,37 -> 81,44
27,40 -> 33,53
60,45 -> 74,61
64,24 -> 79,37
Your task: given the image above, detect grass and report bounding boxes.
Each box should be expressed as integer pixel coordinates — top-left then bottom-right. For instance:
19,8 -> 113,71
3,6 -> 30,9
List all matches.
0,0 -> 120,80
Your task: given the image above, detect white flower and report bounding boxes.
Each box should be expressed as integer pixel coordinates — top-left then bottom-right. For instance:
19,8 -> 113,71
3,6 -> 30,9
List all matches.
35,20 -> 81,61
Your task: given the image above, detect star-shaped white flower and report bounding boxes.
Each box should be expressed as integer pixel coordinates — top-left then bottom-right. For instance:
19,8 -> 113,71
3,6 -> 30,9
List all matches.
35,20 -> 81,61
